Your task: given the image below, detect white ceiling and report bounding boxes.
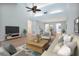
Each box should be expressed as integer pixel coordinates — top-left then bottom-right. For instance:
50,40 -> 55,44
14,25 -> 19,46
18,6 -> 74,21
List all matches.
29,3 -> 66,12
29,3 -> 66,23
25,3 -> 76,23
38,17 -> 66,23
26,3 -> 51,9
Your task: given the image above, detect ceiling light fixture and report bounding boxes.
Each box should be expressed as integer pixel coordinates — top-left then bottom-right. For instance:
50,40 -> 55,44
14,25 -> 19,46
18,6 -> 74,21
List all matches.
34,13 -> 43,17
50,10 -> 63,14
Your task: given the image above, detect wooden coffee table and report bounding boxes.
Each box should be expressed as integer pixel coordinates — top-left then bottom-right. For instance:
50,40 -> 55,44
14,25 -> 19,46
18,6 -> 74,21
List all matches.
26,39 -> 49,54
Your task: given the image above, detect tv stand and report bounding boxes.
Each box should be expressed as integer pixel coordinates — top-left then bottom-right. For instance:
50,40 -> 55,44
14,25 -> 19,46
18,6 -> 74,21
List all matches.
5,33 -> 21,40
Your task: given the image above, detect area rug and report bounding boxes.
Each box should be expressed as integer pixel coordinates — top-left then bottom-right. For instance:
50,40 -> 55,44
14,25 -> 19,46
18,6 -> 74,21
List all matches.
16,44 -> 41,56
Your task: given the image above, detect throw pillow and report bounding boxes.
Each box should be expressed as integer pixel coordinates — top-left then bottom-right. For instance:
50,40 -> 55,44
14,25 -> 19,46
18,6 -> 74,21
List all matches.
66,42 -> 77,55
57,45 -> 71,56
63,34 -> 72,44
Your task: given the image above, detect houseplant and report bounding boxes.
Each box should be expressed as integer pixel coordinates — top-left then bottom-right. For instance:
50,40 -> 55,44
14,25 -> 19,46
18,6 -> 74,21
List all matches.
23,29 -> 27,36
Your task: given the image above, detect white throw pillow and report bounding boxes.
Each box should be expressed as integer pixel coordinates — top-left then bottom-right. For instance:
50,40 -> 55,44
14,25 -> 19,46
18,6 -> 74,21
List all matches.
0,47 -> 10,56
57,45 -> 71,56
66,42 -> 76,55
63,34 -> 72,44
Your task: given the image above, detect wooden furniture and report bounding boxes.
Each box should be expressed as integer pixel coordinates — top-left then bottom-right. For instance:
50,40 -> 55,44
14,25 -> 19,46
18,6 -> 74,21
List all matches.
26,39 -> 49,54
5,33 -> 21,40
6,36 -> 21,40
41,36 -> 50,40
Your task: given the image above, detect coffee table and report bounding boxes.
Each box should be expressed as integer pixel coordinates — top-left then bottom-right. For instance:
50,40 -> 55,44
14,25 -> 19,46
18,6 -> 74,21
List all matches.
26,39 -> 49,54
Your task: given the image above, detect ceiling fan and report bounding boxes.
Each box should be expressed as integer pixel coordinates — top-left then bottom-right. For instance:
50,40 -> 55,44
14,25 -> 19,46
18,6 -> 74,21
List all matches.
26,3 -> 41,13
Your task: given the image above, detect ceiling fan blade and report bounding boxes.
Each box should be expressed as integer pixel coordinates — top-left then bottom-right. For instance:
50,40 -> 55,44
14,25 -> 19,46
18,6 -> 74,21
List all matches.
36,9 -> 41,11
26,7 -> 32,9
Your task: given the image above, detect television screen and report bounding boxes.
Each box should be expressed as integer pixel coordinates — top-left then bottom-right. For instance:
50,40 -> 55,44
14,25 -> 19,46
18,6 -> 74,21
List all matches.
5,26 -> 19,34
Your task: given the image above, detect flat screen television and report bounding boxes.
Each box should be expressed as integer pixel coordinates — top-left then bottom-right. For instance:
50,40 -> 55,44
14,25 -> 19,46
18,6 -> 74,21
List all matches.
5,26 -> 19,34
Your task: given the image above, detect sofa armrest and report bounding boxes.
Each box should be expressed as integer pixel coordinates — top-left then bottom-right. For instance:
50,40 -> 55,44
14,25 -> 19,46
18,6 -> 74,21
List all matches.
42,50 -> 58,56
42,51 -> 47,56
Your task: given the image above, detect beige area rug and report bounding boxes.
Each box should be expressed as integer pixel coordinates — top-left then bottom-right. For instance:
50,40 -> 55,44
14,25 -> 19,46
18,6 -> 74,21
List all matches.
15,44 -> 33,56
15,50 -> 32,56
16,44 -> 41,56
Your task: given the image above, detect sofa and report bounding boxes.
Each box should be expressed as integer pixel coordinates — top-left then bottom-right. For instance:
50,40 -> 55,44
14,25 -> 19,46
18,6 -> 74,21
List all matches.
0,42 -> 32,56
42,34 -> 78,56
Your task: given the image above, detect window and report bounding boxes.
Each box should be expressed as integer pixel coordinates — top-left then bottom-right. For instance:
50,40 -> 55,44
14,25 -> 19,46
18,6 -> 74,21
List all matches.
27,20 -> 32,34
45,24 -> 50,32
56,23 -> 62,33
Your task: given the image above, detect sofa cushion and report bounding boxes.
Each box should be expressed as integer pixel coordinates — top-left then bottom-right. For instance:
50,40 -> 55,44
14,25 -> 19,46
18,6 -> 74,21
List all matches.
0,47 -> 10,56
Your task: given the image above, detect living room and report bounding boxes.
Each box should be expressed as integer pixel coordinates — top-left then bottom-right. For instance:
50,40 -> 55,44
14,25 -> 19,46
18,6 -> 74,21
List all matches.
0,3 -> 79,56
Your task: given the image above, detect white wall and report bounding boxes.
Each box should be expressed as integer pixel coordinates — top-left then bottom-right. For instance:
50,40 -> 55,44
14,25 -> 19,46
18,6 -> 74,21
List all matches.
32,20 -> 45,34
66,4 -> 79,34
0,4 -> 4,41
0,3 -> 30,41
0,14 -> 2,40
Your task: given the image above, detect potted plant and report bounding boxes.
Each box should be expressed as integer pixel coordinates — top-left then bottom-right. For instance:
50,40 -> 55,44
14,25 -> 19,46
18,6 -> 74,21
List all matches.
23,29 -> 27,36
62,29 -> 66,33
